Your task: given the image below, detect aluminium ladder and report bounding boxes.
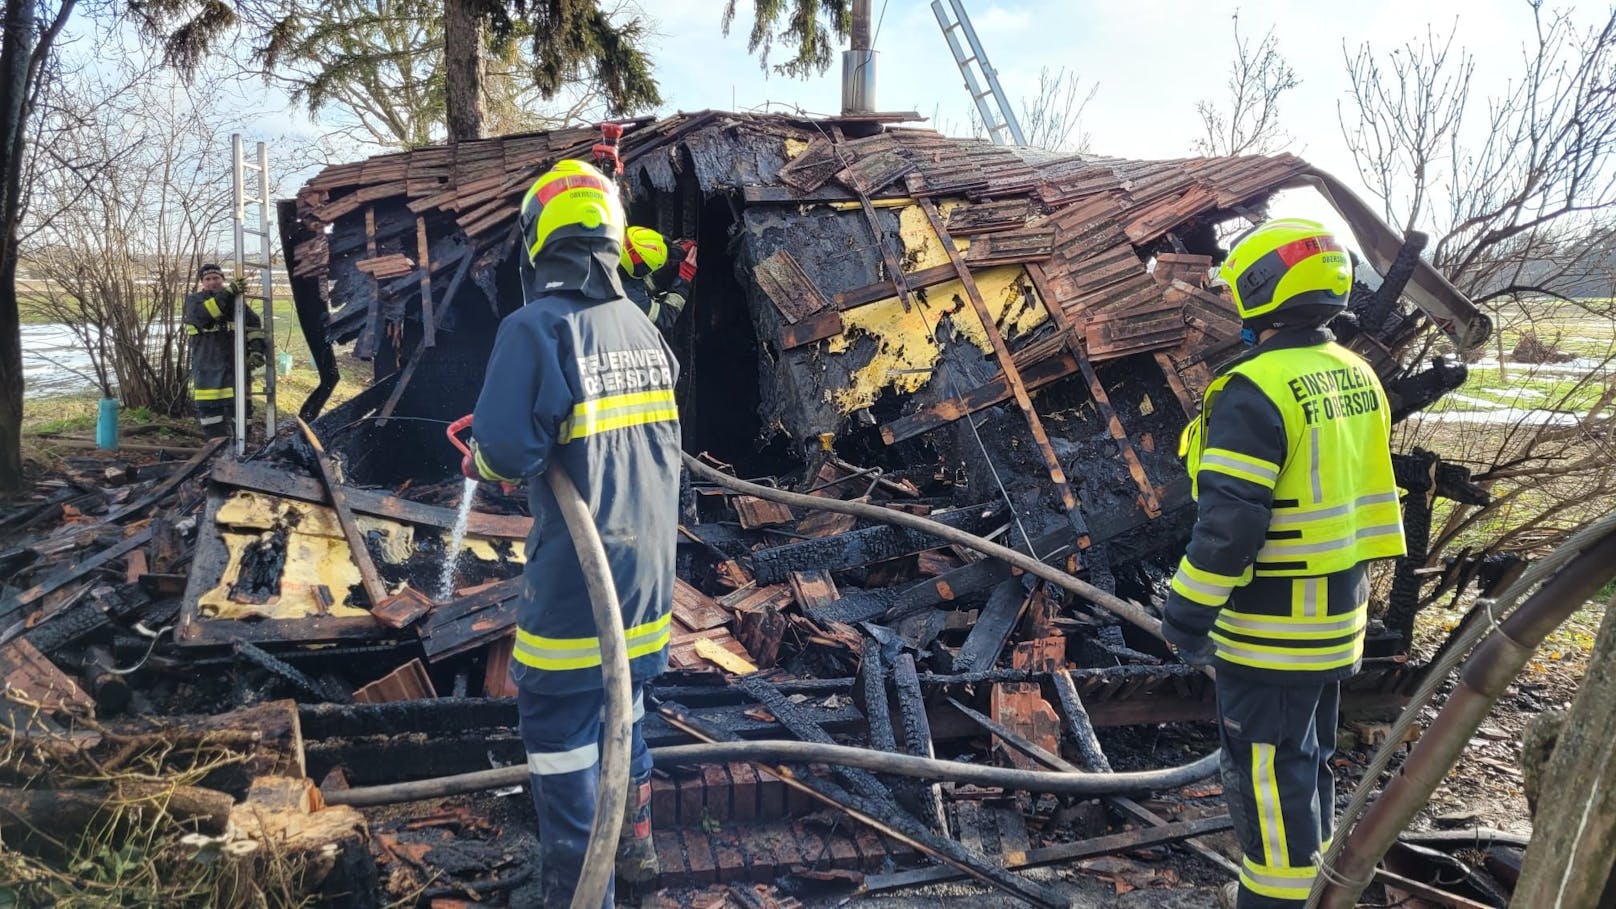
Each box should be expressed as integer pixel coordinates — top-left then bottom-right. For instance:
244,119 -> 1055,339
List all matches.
931,0 -> 1026,146
230,133 -> 277,456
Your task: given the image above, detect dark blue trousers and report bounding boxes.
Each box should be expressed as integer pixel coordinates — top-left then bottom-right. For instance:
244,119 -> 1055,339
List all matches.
516,676 -> 653,908
1216,672 -> 1340,908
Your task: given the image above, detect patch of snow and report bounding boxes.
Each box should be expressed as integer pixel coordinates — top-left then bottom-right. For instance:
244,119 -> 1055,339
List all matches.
1411,408 -> 1590,427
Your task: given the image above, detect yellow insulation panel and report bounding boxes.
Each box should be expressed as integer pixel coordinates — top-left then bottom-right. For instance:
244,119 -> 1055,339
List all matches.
823,201 -> 1048,414
198,491 -> 521,622
826,265 -> 1047,412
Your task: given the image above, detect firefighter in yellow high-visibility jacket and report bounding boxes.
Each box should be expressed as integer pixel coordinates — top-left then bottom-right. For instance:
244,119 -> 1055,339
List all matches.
1160,219 -> 1407,909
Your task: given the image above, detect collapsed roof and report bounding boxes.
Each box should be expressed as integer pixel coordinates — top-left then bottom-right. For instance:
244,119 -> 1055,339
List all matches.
268,110 -> 1486,641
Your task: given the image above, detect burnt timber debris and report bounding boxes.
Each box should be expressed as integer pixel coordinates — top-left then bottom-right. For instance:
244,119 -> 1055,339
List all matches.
0,111 -> 1524,905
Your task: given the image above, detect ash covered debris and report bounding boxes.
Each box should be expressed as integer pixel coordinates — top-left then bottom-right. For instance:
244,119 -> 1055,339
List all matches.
0,110 -> 1514,906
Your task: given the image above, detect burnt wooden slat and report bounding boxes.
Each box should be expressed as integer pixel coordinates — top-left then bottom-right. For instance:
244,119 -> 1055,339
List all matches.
751,249 -> 833,324
863,815 -> 1234,892
832,262 -> 957,310
418,578 -> 524,661
1075,346 -> 1163,517
415,217 -> 435,348
775,308 -> 844,350
360,205 -> 382,358
209,459 -> 532,540
748,504 -> 999,585
954,579 -> 1030,673
914,196 -> 1077,512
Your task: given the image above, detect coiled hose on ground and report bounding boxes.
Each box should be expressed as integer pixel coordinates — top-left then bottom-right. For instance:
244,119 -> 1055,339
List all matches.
328,455 -> 1220,812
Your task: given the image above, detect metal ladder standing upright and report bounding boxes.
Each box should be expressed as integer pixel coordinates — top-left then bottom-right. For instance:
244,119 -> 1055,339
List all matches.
231,133 -> 277,456
931,0 -> 1025,147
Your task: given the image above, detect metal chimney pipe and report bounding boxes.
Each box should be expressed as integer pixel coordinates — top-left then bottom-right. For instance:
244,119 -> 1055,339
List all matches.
842,0 -> 876,113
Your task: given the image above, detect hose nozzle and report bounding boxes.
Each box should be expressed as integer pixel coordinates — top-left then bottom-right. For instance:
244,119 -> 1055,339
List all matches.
446,414 -> 474,457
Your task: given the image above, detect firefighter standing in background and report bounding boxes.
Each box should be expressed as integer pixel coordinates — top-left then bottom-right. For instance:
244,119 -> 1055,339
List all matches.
1159,219 -> 1407,909
462,160 -> 679,906
183,264 -> 264,438
619,225 -> 697,335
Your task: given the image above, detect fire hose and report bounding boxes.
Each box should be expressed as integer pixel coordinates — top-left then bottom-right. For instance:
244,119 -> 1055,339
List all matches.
328,447 -> 1220,814
448,418 -> 632,909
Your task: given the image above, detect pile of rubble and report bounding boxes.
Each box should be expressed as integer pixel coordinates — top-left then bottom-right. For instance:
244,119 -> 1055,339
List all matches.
0,109 -> 1530,906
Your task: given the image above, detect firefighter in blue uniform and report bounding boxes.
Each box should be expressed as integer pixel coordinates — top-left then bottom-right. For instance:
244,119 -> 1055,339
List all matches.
1160,219 -> 1407,909
462,159 -> 679,906
183,264 -> 264,437
619,225 -> 697,336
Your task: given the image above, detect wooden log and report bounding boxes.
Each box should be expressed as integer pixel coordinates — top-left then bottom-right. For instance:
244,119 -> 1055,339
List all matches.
16,699 -> 308,795
0,781 -> 234,845
226,776 -> 376,909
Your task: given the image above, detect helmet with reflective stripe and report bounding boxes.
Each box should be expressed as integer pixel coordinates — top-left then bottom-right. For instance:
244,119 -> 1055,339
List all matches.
1219,218 -> 1352,325
621,226 -> 669,278
518,159 -> 625,264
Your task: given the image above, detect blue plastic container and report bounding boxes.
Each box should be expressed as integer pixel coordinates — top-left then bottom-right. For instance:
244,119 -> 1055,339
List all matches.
96,398 -> 119,450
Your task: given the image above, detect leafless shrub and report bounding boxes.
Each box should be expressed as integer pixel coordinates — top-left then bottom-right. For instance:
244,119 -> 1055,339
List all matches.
21,53 -> 246,417
1341,3 -> 1616,565
1193,13 -> 1299,157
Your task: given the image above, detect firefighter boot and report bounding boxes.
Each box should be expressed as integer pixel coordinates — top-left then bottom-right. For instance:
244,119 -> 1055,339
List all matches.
615,772 -> 659,889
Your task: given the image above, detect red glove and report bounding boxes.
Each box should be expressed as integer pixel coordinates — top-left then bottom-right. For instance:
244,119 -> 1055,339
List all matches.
678,241 -> 698,283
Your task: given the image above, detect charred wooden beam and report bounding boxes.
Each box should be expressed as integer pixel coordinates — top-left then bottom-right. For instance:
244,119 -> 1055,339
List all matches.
210,459 -> 531,540
736,676 -> 902,810
862,814 -> 1234,892
375,248 -> 476,427
884,557 -> 1013,622
659,702 -> 1070,909
879,351 -> 1080,444
892,653 -> 949,831
1075,344 -> 1162,517
102,438 -> 226,524
856,640 -> 897,753
747,504 -> 1000,585
1050,668 -> 1111,773
914,196 -> 1077,512
0,526 -> 153,624
953,579 -> 1031,673
234,640 -> 350,704
295,418 -> 402,625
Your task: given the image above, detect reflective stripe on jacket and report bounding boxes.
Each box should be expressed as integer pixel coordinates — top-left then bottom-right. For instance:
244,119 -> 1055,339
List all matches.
1164,328 -> 1406,683
184,289 -> 262,404
470,284 -> 680,694
1179,338 -> 1405,577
